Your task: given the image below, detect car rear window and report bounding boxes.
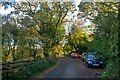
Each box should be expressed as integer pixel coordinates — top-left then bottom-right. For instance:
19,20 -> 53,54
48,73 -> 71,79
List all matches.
87,55 -> 97,59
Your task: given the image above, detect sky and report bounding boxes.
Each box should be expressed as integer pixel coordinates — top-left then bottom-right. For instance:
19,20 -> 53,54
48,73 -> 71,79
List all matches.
0,0 -> 91,27
0,0 -> 91,28
0,0 -> 81,16
0,0 -> 91,36
0,5 -> 14,16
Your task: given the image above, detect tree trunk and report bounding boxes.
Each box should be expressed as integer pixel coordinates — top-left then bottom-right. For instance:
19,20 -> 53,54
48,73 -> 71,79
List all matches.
33,48 -> 37,59
12,45 -> 16,61
43,45 -> 49,57
118,3 -> 120,79
73,45 -> 78,51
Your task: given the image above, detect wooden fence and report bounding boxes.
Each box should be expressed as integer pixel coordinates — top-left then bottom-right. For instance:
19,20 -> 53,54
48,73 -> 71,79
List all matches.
1,59 -> 43,79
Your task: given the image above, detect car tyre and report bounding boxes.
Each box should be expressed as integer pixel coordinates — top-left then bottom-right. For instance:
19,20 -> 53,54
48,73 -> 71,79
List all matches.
85,62 -> 89,68
83,59 -> 84,62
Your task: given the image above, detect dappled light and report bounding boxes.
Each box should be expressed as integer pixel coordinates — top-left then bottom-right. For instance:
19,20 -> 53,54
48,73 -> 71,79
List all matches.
0,1 -> 120,79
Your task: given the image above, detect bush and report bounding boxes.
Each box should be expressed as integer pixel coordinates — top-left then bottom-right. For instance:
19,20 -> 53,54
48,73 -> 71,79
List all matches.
6,57 -> 58,79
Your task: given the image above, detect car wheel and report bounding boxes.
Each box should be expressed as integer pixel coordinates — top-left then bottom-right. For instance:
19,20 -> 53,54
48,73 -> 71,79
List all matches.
85,62 -> 89,68
83,59 -> 84,62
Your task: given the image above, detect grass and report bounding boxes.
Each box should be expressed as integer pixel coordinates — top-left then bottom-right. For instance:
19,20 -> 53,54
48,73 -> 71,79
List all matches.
3,57 -> 58,80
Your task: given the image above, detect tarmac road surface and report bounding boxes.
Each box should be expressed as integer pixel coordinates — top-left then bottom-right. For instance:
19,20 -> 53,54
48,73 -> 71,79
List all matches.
44,57 -> 103,78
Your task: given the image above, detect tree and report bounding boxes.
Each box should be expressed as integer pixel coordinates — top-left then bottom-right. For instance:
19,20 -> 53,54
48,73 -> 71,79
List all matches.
1,2 -> 76,62
78,2 -> 119,79
66,19 -> 93,53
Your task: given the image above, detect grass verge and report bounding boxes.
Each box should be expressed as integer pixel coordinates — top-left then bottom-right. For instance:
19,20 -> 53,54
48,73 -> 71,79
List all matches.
3,57 -> 58,80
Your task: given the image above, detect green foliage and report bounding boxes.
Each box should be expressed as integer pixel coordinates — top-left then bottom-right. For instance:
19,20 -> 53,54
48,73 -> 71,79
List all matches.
2,2 -> 69,76
102,60 -> 119,79
64,45 -> 72,56
78,2 -> 119,79
9,58 -> 58,79
65,20 -> 93,53
2,2 -> 75,62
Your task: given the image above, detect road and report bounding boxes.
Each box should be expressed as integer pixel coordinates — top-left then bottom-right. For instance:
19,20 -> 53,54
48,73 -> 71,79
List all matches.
44,57 -> 103,78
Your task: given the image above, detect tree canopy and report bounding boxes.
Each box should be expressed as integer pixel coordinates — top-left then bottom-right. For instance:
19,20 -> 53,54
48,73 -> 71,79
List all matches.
78,2 -> 119,79
1,1 -> 120,79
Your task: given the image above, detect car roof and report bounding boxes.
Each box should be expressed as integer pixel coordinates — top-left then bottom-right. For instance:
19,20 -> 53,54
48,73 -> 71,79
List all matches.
87,52 -> 96,54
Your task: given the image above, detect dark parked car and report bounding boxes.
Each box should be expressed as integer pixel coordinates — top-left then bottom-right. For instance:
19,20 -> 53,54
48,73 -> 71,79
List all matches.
81,53 -> 87,62
83,54 -> 104,68
81,52 -> 96,62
